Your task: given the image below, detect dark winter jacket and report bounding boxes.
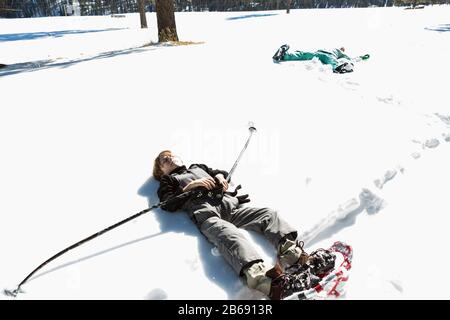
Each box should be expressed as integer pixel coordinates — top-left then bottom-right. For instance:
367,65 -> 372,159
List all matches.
157,164 -> 229,212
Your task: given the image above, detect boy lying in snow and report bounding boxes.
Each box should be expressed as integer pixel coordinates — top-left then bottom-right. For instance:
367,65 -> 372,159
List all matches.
153,150 -> 335,299
273,44 -> 369,73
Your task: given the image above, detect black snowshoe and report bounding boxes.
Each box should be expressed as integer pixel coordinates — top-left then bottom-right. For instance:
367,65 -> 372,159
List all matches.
334,62 -> 354,73
307,248 -> 336,275
267,245 -> 336,299
283,241 -> 353,300
267,266 -> 321,300
272,44 -> 289,62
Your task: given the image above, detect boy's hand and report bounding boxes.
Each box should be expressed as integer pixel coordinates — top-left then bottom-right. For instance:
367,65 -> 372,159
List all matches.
183,177 -> 216,192
215,174 -> 229,191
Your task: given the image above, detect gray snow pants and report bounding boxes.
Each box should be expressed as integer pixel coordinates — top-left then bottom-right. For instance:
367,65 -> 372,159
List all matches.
185,194 -> 297,275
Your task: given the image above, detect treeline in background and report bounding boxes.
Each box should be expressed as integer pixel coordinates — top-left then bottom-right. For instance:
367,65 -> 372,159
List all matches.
1,0 -> 449,18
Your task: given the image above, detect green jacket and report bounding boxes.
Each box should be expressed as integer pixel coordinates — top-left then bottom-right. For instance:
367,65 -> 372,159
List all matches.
317,48 -> 350,60
282,48 -> 351,70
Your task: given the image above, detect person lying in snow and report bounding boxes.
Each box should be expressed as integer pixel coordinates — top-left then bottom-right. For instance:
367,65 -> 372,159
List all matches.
272,44 -> 369,73
153,150 -> 328,300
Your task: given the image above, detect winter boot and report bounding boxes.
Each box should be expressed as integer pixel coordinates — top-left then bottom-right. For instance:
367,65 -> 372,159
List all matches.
277,239 -> 310,271
334,61 -> 354,73
244,261 -> 320,300
243,261 -> 273,297
272,44 -> 289,62
266,266 -> 320,300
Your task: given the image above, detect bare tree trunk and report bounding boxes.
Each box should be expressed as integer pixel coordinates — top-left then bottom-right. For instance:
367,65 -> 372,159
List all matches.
155,0 -> 179,42
110,0 -> 117,14
286,0 -> 292,13
138,0 -> 148,28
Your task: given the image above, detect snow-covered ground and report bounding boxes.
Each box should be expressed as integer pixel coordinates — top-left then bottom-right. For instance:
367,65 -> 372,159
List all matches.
1,6 -> 450,300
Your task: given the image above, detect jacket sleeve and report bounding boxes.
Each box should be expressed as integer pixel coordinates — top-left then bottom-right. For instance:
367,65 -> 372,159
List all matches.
157,175 -> 186,212
334,48 -> 351,60
192,164 -> 230,182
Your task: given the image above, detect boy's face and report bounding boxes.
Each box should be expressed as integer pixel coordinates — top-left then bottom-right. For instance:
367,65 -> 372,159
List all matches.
159,152 -> 182,175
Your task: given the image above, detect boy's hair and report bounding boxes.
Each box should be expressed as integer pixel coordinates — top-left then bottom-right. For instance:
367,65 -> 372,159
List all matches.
153,150 -> 172,181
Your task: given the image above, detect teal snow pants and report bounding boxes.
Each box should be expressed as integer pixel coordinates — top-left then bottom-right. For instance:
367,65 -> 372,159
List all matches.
282,50 -> 347,71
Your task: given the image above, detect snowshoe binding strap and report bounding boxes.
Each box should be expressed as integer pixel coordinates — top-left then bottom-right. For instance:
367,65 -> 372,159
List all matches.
296,240 -> 310,265
307,248 -> 336,276
269,270 -> 319,300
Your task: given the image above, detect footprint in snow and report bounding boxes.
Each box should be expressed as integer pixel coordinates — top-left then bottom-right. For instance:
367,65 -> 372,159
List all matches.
377,95 -> 394,104
423,138 -> 440,149
388,279 -> 403,293
359,188 -> 386,215
434,113 -> 450,126
305,177 -> 312,186
145,288 -> 168,300
374,169 -> 397,189
442,133 -> 450,142
411,152 -> 421,159
346,80 -> 359,86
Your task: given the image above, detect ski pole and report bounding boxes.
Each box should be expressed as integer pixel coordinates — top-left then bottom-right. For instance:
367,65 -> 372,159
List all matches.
3,190 -> 196,298
226,121 -> 257,183
207,122 -> 257,200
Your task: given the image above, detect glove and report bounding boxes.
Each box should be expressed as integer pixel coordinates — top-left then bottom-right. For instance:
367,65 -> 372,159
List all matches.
360,54 -> 370,60
237,194 -> 250,204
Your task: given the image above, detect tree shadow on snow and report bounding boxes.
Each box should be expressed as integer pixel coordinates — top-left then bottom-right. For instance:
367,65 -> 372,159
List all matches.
0,28 -> 128,42
0,45 -> 156,78
425,24 -> 450,32
137,177 -> 246,299
226,13 -> 278,21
